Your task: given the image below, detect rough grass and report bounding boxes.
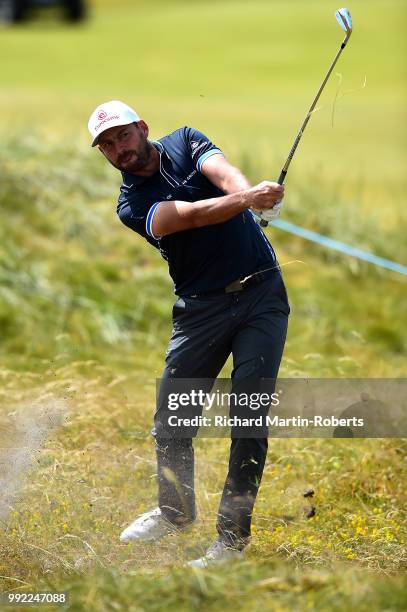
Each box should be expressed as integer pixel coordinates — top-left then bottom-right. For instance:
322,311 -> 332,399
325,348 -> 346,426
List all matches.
0,131 -> 406,611
1,138 -> 405,376
0,0 -> 406,609
0,367 -> 406,610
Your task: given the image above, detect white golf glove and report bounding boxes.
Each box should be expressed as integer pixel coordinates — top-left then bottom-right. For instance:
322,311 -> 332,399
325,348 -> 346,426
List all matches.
252,200 -> 284,225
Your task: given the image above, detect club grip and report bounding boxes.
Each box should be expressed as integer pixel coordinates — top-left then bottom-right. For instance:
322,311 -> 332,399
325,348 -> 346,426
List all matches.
259,170 -> 287,227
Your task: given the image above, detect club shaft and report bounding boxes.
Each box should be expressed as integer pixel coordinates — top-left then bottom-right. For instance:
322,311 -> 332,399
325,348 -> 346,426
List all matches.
279,33 -> 350,181
260,32 -> 351,227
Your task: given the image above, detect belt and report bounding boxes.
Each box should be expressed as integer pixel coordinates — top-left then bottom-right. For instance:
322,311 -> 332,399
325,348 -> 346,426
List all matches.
188,267 -> 278,298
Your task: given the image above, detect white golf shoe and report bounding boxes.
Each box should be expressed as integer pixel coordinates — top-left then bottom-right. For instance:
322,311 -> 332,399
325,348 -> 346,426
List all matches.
120,507 -> 194,543
187,538 -> 245,568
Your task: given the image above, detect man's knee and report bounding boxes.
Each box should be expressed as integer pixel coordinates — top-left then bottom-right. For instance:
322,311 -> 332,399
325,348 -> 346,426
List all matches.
232,355 -> 268,380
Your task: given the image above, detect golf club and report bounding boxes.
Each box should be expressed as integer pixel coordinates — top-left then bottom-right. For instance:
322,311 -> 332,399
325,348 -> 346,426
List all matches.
259,7 -> 353,227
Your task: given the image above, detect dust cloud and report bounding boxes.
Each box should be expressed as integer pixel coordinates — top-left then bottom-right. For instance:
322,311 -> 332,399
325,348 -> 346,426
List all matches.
0,399 -> 67,522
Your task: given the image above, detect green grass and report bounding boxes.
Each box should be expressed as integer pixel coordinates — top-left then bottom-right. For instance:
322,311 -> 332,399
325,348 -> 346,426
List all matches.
0,0 -> 406,609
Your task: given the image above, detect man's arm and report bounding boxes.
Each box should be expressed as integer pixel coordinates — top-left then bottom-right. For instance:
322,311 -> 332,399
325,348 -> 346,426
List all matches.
200,153 -> 252,194
202,152 -> 284,225
151,180 -> 284,238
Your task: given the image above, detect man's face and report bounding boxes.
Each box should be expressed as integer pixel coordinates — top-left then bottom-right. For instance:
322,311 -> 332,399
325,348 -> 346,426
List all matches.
97,121 -> 152,174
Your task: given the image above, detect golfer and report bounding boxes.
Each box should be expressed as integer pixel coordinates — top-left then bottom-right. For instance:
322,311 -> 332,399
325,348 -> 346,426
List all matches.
88,100 -> 290,567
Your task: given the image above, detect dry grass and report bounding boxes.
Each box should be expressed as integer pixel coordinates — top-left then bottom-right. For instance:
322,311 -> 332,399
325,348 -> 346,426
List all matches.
0,365 -> 406,609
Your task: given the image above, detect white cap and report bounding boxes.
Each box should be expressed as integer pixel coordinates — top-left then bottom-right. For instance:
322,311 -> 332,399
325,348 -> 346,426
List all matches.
88,100 -> 141,147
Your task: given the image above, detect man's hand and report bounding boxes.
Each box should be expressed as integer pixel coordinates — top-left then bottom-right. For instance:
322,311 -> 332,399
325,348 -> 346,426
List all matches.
251,200 -> 283,226
257,199 -> 284,222
247,181 -> 285,211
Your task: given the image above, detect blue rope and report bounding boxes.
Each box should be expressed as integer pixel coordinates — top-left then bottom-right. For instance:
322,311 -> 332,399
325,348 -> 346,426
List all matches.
270,219 -> 407,277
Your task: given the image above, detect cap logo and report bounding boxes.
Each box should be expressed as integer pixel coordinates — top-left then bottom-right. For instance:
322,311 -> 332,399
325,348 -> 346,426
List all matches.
94,114 -> 120,133
97,110 -> 107,120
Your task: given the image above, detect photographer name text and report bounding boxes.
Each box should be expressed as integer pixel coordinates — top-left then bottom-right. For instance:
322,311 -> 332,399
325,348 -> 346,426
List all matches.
167,415 -> 364,428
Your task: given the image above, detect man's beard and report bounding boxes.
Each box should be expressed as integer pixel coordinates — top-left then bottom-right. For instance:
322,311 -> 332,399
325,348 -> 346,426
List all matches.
114,141 -> 154,174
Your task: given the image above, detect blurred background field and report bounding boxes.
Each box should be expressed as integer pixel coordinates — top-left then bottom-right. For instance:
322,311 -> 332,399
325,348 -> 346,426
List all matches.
0,0 -> 406,609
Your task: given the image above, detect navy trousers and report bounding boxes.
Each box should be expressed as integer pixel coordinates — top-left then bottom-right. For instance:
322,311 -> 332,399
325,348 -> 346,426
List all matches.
152,268 -> 289,548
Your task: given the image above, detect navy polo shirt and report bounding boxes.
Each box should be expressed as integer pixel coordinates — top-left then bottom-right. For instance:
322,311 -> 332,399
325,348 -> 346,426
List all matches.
117,126 -> 277,296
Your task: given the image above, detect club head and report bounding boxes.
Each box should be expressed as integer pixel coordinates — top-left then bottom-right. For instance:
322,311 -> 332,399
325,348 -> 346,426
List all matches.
335,7 -> 352,34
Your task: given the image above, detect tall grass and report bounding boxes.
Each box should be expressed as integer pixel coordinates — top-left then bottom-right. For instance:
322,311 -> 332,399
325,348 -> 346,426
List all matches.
0,137 -> 175,372
0,1 -> 406,602
1,137 -> 405,376
1,361 -> 406,609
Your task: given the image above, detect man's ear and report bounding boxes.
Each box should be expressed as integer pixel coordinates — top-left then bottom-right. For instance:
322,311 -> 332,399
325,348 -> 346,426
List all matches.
137,120 -> 149,138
